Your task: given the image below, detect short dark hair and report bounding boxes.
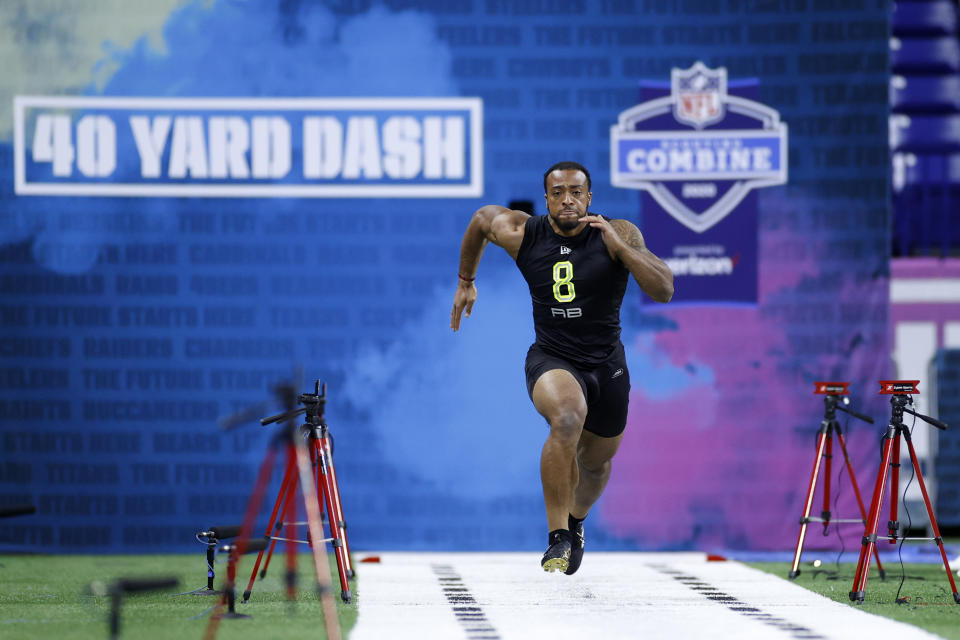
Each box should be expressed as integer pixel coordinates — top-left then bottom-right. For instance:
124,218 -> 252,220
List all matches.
543,161 -> 591,193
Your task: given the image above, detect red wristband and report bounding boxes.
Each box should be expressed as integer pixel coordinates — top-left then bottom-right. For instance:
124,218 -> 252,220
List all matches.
458,273 -> 475,282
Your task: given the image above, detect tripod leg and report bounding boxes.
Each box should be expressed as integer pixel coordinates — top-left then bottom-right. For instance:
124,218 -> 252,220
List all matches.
317,437 -> 352,600
310,437 -> 325,546
204,447 -> 278,640
322,433 -> 355,578
822,429 -> 833,533
232,447 -> 279,564
851,433 -> 895,602
255,471 -> 296,584
284,448 -> 299,603
902,435 -> 960,602
292,428 -> 342,640
836,430 -> 885,578
244,458 -> 298,602
888,436 -> 901,545
790,429 -> 828,578
109,592 -> 121,640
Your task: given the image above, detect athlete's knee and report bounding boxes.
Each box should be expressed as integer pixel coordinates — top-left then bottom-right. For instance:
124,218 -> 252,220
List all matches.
577,439 -> 617,474
578,456 -> 611,478
548,410 -> 584,446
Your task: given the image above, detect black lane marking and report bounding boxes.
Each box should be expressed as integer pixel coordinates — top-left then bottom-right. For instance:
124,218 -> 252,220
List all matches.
651,564 -> 827,640
431,564 -> 502,640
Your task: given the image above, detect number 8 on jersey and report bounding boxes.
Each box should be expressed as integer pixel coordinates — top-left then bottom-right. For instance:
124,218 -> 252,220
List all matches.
552,260 -> 576,303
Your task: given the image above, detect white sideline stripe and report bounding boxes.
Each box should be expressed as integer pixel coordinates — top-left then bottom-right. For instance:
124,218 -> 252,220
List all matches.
350,552 -> 943,640
891,279 -> 960,303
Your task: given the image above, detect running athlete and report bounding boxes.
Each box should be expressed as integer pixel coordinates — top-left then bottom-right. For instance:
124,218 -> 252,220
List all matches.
450,161 -> 674,574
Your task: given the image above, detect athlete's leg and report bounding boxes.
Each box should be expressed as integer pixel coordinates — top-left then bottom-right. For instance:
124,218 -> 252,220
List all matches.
531,369 -> 588,532
571,430 -> 624,519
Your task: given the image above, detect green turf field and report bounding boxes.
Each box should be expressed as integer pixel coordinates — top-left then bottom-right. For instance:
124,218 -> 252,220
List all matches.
0,553 -> 356,640
747,559 -> 960,639
7,550 -> 959,639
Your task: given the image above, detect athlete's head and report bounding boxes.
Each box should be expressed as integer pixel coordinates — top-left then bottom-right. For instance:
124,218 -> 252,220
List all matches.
543,161 -> 592,232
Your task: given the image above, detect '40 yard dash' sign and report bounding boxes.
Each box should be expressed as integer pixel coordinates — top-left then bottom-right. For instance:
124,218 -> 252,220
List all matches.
13,96 -> 483,198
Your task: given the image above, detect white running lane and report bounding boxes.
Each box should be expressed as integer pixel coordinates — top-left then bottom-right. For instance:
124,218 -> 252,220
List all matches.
350,552 -> 943,640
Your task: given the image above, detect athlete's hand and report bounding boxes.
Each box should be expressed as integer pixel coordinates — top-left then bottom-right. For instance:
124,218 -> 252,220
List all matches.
583,215 -> 626,258
450,281 -> 477,332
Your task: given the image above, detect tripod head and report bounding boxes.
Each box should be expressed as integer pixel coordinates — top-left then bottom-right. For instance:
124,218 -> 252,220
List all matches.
297,380 -> 328,427
879,380 -> 948,431
259,379 -> 328,437
813,381 -> 874,424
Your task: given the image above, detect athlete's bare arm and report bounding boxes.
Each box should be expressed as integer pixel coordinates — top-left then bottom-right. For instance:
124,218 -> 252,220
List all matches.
583,215 -> 674,303
450,205 -> 530,331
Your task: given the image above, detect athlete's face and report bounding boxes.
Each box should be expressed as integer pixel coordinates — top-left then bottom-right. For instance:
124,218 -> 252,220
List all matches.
544,170 -> 592,232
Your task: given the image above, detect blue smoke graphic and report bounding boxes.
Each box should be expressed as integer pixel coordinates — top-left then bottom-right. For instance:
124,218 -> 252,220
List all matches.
98,1 -> 454,98
341,276 -> 545,500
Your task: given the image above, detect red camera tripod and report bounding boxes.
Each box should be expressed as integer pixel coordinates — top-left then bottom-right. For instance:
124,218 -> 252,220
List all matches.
849,380 -> 959,604
789,382 -> 884,580
242,381 -> 353,604
202,381 -> 349,640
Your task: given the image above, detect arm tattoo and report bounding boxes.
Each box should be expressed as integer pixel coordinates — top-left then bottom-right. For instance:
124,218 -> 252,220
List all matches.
611,220 -> 645,251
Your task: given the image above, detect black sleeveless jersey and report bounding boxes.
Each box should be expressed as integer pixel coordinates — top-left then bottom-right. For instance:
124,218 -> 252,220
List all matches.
515,214 -> 630,367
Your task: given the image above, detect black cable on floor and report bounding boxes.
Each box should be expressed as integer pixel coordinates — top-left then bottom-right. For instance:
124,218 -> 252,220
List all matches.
895,414 -> 918,604
831,420 -> 848,572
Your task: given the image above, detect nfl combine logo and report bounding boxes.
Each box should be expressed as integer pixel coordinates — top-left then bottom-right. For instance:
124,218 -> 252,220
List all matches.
610,61 -> 788,234
674,62 -> 725,129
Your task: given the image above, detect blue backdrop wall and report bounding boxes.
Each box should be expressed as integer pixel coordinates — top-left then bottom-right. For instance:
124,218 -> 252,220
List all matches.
0,0 -> 892,553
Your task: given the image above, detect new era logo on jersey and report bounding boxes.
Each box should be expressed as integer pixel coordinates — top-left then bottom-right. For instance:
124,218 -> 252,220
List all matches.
560,246 -> 571,255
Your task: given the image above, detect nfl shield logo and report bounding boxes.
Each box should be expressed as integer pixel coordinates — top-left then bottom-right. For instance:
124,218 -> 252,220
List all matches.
672,62 -> 726,129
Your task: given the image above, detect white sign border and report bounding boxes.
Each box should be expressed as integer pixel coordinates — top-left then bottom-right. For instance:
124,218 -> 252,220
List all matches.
13,96 -> 484,198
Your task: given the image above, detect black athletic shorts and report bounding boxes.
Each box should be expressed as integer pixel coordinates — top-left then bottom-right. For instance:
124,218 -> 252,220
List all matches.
523,341 -> 630,438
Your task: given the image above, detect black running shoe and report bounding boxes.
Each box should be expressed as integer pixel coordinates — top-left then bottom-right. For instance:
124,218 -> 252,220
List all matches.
541,529 -> 572,573
565,516 -> 584,575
